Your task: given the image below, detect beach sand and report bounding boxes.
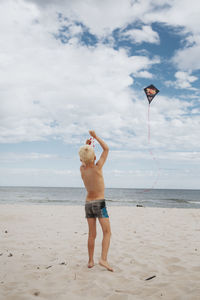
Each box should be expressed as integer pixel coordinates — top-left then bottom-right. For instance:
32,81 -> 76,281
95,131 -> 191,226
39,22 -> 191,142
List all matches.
0,204 -> 200,300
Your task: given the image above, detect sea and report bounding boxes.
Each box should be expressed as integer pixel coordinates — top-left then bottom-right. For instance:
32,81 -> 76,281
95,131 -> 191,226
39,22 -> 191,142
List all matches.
0,187 -> 200,209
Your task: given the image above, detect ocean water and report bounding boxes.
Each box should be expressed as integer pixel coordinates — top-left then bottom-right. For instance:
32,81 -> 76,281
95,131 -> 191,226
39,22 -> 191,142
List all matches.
0,187 -> 200,208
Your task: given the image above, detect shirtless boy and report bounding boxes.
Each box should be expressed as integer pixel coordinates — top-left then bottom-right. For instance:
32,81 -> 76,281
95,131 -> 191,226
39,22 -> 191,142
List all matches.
79,130 -> 113,272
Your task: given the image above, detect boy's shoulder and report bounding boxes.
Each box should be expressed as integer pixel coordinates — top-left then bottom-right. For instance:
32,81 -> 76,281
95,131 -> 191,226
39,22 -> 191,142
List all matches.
80,164 -> 85,171
80,163 -> 99,171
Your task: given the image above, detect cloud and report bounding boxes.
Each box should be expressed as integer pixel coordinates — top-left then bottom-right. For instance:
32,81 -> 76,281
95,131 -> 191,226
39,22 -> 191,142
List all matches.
0,152 -> 59,162
144,0 -> 200,34
135,70 -> 153,79
110,150 -> 200,162
0,166 -> 78,187
120,25 -> 160,44
165,71 -> 198,89
17,0 -> 200,77
142,0 -> 200,73
172,43 -> 200,71
25,0 -> 153,37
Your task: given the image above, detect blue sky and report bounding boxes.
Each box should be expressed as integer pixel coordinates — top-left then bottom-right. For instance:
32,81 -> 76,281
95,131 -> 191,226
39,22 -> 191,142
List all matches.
0,0 -> 200,189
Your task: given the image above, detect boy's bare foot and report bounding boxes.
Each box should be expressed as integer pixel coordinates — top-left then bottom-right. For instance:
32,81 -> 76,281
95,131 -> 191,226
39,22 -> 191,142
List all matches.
88,260 -> 94,268
99,259 -> 114,272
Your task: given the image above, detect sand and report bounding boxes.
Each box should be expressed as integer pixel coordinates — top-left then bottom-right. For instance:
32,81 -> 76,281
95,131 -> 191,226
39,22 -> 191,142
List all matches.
0,204 -> 200,300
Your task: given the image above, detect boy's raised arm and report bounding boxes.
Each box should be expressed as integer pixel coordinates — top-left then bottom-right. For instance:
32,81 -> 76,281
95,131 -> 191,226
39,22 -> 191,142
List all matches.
89,130 -> 109,168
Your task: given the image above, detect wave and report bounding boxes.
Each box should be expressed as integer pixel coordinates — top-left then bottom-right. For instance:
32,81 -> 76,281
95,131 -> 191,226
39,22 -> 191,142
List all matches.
106,199 -> 117,202
106,199 -> 139,203
28,199 -> 76,203
163,198 -> 190,204
187,201 -> 200,204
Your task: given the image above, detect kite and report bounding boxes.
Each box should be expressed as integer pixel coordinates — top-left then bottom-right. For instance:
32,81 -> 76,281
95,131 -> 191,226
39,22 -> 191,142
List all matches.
143,84 -> 160,191
144,84 -> 159,104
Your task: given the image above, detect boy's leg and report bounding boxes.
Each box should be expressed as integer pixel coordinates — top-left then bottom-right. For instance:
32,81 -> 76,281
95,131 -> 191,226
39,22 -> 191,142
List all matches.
87,218 -> 96,268
98,218 -> 113,272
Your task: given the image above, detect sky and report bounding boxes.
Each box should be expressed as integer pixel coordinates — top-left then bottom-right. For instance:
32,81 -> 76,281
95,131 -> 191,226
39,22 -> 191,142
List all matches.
0,0 -> 200,189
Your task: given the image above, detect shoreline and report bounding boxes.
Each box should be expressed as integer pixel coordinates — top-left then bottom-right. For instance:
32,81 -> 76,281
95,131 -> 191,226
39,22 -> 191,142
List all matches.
1,204 -> 200,299
0,203 -> 200,210
1,187 -> 200,209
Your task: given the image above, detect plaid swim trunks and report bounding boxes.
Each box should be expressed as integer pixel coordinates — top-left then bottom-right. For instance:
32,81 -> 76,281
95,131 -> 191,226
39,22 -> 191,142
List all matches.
85,199 -> 109,218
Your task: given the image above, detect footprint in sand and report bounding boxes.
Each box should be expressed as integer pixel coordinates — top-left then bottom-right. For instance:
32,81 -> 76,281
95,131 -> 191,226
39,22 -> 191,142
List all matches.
191,266 -> 200,272
167,264 -> 185,273
161,256 -> 181,264
167,257 -> 181,264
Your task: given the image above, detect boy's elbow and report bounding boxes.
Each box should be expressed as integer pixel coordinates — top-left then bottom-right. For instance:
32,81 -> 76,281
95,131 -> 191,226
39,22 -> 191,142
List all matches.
105,146 -> 109,152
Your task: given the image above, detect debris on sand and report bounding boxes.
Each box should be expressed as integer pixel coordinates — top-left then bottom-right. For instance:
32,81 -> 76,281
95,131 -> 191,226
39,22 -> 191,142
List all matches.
145,275 -> 156,281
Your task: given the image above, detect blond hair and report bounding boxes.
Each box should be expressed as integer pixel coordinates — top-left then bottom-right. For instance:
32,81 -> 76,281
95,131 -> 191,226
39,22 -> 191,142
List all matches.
79,145 -> 95,165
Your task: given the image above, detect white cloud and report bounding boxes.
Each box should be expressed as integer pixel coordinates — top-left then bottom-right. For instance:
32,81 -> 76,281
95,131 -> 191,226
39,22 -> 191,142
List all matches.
25,0 -> 153,37
172,43 -> 200,71
135,70 -> 153,79
142,0 -> 200,73
175,71 -> 198,86
0,152 -> 59,162
120,25 -> 160,44
144,0 -> 200,34
165,71 -> 198,89
110,150 -> 200,162
0,167 -> 79,187
20,0 -> 200,76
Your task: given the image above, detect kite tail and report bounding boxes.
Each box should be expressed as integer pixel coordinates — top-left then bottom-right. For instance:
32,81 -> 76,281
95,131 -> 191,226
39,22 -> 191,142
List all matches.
148,103 -> 151,143
144,149 -> 161,192
143,103 -> 161,192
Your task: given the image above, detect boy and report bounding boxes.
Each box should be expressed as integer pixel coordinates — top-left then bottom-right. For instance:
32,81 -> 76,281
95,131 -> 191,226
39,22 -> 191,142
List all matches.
79,130 -> 113,272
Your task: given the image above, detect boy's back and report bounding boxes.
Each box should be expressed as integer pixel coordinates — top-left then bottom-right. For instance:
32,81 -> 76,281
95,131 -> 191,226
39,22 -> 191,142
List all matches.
80,163 -> 105,201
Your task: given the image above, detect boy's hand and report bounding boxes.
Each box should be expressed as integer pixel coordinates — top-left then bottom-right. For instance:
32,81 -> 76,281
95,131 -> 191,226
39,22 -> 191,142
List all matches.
89,130 -> 97,139
86,139 -> 92,145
